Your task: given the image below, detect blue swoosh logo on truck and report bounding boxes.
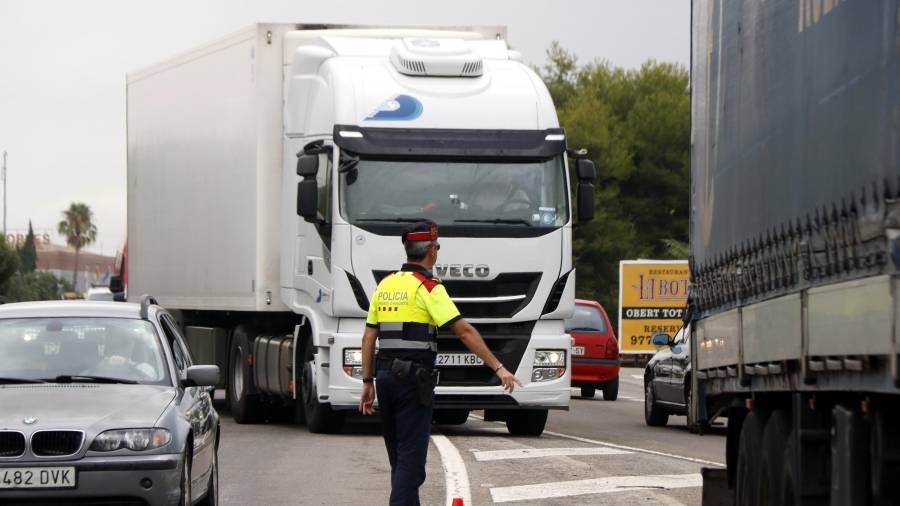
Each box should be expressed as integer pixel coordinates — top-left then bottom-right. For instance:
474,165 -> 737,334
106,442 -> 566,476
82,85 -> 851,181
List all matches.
365,94 -> 423,121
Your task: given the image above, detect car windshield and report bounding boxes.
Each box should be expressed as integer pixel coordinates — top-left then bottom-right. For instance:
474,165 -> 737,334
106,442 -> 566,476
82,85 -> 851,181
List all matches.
0,318 -> 170,386
565,305 -> 608,333
340,156 -> 569,227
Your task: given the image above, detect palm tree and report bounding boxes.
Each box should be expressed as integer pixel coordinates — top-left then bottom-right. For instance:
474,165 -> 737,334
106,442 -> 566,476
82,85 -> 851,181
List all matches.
58,202 -> 97,288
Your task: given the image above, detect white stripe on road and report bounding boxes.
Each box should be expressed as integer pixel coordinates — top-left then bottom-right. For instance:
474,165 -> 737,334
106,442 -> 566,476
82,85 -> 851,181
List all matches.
472,446 -> 631,461
430,434 -> 471,506
468,415 -> 725,467
489,473 -> 703,503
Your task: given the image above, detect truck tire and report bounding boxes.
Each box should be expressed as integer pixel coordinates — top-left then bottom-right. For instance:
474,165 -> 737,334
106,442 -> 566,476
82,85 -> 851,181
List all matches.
760,410 -> 790,506
580,387 -> 596,399
433,409 -> 470,425
299,337 -> 344,434
781,428 -> 800,506
644,379 -> 668,426
601,378 -> 619,401
228,326 -> 262,424
735,410 -> 766,506
506,409 -> 548,436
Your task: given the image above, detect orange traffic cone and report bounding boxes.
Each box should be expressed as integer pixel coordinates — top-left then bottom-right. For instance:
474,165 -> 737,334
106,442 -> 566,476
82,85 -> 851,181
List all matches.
451,498 -> 464,506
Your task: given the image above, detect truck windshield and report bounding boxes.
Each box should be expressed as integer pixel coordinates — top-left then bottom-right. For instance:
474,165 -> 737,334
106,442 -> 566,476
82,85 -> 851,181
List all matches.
340,157 -> 569,228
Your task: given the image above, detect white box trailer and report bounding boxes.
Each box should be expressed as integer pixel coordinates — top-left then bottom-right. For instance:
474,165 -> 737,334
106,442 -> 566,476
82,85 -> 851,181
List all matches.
127,24 -> 597,434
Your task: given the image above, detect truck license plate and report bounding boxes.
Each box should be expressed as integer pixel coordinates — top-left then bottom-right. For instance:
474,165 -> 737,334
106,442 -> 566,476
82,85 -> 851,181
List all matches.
572,346 -> 585,356
0,467 -> 76,489
437,353 -> 484,367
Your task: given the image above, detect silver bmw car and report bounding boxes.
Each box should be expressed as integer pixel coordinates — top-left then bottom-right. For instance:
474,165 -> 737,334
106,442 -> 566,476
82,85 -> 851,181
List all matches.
0,297 -> 220,505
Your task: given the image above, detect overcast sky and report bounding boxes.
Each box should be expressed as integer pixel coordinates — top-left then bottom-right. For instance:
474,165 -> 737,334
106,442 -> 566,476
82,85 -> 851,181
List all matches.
0,0 -> 688,256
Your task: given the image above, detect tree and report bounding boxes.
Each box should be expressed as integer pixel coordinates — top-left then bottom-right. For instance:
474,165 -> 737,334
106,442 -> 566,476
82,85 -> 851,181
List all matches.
5,271 -> 71,302
0,237 -> 21,297
58,202 -> 97,288
18,220 -> 37,272
538,44 -> 690,330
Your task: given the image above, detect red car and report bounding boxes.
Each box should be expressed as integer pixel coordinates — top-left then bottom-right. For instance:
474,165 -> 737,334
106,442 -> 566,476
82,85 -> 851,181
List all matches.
567,299 -> 619,400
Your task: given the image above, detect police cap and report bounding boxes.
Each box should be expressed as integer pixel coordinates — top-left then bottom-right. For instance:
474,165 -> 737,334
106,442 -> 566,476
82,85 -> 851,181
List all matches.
402,220 -> 438,244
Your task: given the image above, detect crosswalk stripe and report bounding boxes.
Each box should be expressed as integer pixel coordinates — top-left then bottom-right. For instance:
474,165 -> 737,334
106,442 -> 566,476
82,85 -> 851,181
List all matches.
472,446 -> 631,461
489,473 -> 703,503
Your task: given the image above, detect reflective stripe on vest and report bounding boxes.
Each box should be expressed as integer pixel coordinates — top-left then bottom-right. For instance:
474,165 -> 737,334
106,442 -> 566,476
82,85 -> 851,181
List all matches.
372,272 -> 438,352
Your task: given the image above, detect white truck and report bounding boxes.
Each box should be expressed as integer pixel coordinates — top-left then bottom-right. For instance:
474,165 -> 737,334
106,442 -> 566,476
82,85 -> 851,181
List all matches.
126,24 -> 596,435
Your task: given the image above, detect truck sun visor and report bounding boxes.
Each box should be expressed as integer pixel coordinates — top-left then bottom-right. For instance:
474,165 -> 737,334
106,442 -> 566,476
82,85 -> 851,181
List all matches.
333,125 -> 566,160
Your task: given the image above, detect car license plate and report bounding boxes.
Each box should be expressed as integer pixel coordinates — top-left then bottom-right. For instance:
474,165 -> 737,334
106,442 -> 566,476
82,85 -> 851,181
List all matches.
0,467 -> 76,489
572,346 -> 586,356
437,353 -> 484,367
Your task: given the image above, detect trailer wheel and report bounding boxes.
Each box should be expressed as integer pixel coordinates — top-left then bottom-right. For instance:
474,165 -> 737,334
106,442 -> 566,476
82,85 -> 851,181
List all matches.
228,326 -> 262,424
760,410 -> 790,506
506,409 -> 548,436
299,337 -> 344,433
735,409 -> 766,506
781,428 -> 799,506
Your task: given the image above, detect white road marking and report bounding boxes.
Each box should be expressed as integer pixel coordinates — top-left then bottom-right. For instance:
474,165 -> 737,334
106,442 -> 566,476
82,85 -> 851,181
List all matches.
617,395 -> 645,402
489,473 -> 703,503
430,434 -> 472,506
468,415 -> 725,467
631,374 -> 644,380
472,446 -> 631,461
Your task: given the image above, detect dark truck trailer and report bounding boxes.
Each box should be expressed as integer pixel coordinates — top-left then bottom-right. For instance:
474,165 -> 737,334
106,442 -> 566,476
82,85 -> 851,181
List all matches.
689,1 -> 899,504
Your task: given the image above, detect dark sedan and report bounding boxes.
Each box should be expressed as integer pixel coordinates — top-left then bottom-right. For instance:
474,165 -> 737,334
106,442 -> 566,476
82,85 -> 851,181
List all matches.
644,327 -> 703,430
0,297 -> 219,505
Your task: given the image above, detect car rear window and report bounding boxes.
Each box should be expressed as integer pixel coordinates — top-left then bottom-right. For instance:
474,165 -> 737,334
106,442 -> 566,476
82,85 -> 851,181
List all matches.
565,305 -> 608,333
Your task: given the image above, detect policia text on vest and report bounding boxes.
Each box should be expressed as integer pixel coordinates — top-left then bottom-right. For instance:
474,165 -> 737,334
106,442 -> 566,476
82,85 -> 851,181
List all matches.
358,221 -> 522,505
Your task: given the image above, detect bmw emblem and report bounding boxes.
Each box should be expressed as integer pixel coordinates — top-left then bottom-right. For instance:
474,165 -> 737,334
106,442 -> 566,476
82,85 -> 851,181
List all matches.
23,416 -> 36,425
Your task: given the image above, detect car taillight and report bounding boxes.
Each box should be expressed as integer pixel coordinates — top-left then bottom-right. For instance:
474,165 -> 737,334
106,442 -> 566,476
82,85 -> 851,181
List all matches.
606,338 -> 619,359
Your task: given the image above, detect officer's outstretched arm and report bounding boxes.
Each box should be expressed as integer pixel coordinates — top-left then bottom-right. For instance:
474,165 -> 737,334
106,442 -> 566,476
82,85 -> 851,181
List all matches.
450,319 -> 523,393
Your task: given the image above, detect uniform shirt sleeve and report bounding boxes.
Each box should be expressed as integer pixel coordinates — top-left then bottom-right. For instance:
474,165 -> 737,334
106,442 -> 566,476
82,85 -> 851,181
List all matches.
418,283 -> 462,327
365,294 -> 379,328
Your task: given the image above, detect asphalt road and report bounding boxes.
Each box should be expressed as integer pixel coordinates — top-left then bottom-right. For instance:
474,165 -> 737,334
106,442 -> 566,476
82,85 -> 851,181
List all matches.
216,368 -> 725,505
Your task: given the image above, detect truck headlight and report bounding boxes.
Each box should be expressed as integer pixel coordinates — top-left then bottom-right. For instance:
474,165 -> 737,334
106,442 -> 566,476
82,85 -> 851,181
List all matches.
343,348 -> 363,379
90,429 -> 171,452
532,349 -> 566,382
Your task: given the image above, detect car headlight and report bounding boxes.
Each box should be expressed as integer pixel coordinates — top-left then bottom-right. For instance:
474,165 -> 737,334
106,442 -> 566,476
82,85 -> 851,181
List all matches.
534,350 -> 566,367
90,429 -> 171,452
343,348 -> 363,366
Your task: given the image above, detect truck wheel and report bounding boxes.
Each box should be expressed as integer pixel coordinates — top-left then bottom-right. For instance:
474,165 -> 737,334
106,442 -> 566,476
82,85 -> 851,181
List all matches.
506,409 -> 548,436
601,378 -> 619,401
433,409 -> 470,425
580,387 -> 596,399
644,379 -> 668,426
735,410 -> 766,506
760,410 -> 790,506
228,326 -> 262,424
781,428 -> 799,506
299,338 -> 344,434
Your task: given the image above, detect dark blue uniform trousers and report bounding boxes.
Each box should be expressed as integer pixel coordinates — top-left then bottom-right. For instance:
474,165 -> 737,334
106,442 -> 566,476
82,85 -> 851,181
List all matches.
376,368 -> 433,506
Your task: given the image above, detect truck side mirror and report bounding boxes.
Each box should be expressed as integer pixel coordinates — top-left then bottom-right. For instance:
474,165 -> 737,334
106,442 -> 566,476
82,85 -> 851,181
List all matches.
297,154 -> 319,177
577,182 -> 594,223
297,180 -> 318,220
576,158 -> 597,181
109,275 -> 124,294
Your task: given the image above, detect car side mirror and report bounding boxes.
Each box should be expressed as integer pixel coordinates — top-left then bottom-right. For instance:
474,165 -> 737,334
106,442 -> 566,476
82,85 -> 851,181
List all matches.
183,365 -> 219,388
651,333 -> 671,347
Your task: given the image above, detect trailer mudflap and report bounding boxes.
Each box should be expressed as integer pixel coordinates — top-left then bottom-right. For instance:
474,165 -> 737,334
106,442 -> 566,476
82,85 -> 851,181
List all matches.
701,467 -> 732,506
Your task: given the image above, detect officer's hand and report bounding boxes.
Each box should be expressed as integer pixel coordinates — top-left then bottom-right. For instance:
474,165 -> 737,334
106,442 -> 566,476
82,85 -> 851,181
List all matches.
359,383 -> 376,415
496,367 -> 523,393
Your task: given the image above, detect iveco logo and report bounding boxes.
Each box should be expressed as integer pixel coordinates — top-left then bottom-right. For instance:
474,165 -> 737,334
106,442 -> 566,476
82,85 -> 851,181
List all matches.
23,416 -> 36,425
434,264 -> 490,278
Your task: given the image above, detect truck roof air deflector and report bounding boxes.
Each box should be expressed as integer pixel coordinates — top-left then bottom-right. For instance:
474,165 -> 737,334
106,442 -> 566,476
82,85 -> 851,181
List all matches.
390,38 -> 483,77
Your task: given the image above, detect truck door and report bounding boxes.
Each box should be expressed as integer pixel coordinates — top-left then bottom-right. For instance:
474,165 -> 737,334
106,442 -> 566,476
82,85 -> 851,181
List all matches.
294,148 -> 335,312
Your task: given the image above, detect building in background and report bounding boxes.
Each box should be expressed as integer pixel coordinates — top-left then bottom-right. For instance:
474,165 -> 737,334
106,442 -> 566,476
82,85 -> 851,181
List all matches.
35,241 -> 116,293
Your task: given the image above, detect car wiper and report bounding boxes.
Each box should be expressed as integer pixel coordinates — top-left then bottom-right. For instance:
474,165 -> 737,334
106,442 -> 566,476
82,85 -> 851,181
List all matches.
0,377 -> 47,384
355,218 -> 424,223
48,375 -> 138,385
454,218 -> 533,226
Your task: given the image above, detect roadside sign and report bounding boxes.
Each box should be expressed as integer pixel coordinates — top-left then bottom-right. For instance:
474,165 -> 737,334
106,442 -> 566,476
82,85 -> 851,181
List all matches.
618,260 -> 690,354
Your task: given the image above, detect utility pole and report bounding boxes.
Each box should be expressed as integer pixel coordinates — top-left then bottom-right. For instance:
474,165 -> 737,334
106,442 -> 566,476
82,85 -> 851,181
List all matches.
1,150 -> 6,237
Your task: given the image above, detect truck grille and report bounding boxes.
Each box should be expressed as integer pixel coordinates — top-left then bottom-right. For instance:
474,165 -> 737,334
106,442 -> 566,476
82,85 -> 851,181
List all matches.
31,431 -> 83,457
373,271 -> 542,318
0,431 -> 25,457
436,321 -> 534,386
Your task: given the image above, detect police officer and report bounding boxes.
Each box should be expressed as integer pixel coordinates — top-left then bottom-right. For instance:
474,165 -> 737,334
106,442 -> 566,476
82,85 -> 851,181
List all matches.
359,220 -> 522,505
